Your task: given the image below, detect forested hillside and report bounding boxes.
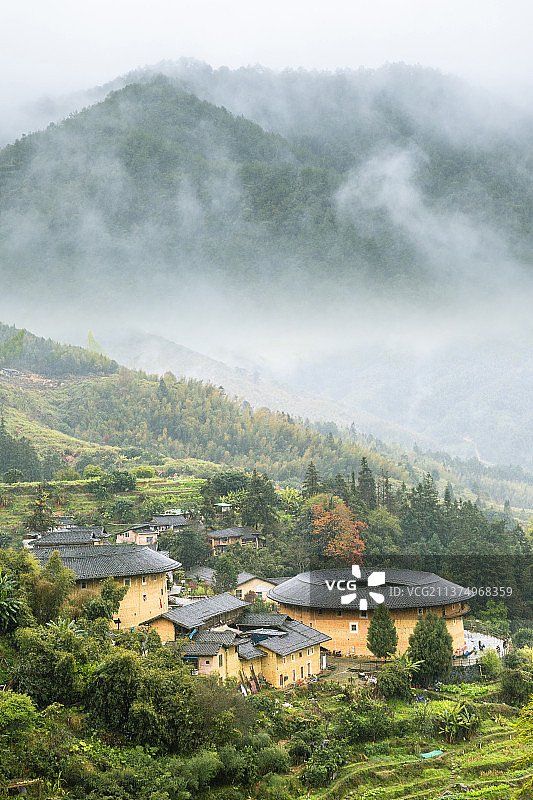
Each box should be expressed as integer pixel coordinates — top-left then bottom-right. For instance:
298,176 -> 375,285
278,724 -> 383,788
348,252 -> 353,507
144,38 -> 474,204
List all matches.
3,324 -> 533,515
0,324 -> 118,377
0,355 -> 404,485
3,68 -> 533,298
2,64 -> 533,468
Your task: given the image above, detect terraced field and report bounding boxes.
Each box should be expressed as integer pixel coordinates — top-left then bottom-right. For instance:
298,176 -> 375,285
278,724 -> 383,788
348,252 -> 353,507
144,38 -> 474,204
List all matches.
0,473 -> 207,543
303,707 -> 532,799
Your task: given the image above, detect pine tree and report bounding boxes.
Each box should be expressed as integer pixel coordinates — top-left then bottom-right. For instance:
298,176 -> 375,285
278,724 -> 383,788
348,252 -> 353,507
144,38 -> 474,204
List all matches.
302,462 -> 320,498
367,602 -> 398,658
241,470 -> 278,529
25,486 -> 54,532
408,612 -> 453,686
357,457 -> 377,510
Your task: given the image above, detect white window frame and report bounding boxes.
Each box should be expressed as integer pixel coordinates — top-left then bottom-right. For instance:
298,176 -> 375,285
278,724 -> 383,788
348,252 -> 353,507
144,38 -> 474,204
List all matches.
350,622 -> 358,633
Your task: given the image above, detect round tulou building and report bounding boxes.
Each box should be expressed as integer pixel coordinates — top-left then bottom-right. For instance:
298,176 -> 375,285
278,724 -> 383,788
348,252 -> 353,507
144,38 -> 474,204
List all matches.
268,568 -> 473,656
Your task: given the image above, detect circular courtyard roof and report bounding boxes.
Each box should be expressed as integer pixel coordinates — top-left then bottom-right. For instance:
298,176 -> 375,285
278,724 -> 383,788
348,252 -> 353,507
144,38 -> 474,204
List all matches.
267,568 -> 473,611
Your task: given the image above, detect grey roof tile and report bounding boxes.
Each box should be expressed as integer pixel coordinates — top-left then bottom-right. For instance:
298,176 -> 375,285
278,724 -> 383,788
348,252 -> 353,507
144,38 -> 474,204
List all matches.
208,527 -> 264,540
32,527 -> 110,547
182,641 -> 222,657
239,613 -> 288,628
237,571 -> 258,584
161,593 -> 249,630
31,544 -> 181,580
186,566 -> 216,584
267,568 -> 473,610
195,630 -> 240,646
238,642 -> 265,660
256,620 -> 330,656
152,515 -> 188,526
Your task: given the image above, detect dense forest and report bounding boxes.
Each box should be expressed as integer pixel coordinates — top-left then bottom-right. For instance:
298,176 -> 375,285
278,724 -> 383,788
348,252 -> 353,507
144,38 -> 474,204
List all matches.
0,324 -> 118,377
2,64 -> 533,468
3,324 -> 533,513
3,68 -> 533,295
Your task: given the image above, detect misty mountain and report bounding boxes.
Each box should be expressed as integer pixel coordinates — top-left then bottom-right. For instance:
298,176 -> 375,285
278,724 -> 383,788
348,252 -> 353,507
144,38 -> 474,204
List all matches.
2,62 -> 533,467
103,329 -> 433,448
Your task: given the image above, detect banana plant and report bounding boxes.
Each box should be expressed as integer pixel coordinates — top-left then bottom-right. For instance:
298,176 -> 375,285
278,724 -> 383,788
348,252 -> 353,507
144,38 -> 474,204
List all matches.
0,568 -> 23,633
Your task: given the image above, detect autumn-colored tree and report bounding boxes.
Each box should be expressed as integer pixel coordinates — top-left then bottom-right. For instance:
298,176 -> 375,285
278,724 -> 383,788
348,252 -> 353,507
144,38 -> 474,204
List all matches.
311,500 -> 366,565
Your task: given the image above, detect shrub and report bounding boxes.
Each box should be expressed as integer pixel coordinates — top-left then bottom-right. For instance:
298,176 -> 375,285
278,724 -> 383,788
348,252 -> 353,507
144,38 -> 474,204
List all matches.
513,628 -> 533,649
178,750 -> 223,792
83,465 -> 104,479
376,658 -> 414,700
0,691 -> 36,738
504,650 -> 533,670
131,465 -> 155,479
3,469 -> 24,484
479,649 -> 502,679
255,746 -> 290,776
289,737 -> 311,764
500,668 -> 533,706
54,468 -> 81,481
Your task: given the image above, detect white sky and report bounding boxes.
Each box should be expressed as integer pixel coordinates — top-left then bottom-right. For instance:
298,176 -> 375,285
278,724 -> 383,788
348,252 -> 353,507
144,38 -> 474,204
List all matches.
2,0 -> 533,108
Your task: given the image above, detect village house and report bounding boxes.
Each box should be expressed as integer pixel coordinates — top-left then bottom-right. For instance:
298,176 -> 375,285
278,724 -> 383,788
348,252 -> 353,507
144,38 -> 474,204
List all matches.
116,524 -> 161,547
148,596 -> 330,690
116,514 -> 190,546
207,526 -> 265,555
235,615 -> 330,688
31,544 -> 180,629
268,568 -> 472,656
234,572 -> 282,601
23,525 -> 110,549
147,592 -> 250,640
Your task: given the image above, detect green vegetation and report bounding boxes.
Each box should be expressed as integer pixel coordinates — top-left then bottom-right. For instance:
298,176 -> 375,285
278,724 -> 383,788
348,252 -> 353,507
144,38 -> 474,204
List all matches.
408,613 -> 454,687
0,323 -> 118,377
366,602 -> 398,659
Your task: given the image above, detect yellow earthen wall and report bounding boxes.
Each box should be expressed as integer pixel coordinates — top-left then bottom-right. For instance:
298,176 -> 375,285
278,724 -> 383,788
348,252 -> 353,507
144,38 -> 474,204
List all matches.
259,645 -> 322,687
149,616 -> 176,642
235,577 -> 276,599
277,604 -> 466,656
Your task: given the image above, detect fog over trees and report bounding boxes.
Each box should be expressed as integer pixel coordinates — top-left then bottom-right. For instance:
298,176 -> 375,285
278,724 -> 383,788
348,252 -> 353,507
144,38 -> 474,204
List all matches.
2,61 -> 533,468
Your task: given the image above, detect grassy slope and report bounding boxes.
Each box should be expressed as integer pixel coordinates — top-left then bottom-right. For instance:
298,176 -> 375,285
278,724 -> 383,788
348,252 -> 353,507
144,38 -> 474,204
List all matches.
0,475 -> 206,542
301,697 -> 532,800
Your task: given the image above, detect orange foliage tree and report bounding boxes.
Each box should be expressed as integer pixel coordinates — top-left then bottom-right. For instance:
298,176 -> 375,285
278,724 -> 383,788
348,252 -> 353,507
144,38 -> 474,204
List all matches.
311,500 -> 366,565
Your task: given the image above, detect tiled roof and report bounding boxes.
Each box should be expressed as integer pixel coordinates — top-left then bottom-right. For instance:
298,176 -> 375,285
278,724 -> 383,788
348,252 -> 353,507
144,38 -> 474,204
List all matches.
186,566 -> 216,584
208,527 -> 264,540
266,576 -> 291,585
31,544 -> 181,580
182,641 -> 222,657
237,571 -> 258,585
268,568 -> 473,611
32,527 -> 110,547
238,642 -> 265,660
239,613 -> 288,628
194,630 -> 240,646
256,619 -> 330,657
118,524 -> 153,532
161,593 -> 249,630
152,515 -> 188,527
